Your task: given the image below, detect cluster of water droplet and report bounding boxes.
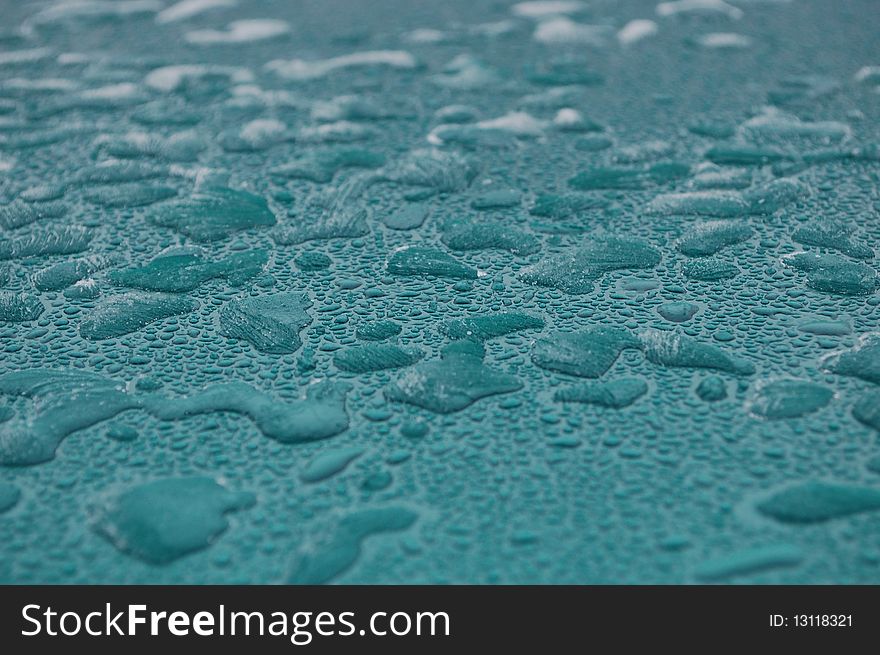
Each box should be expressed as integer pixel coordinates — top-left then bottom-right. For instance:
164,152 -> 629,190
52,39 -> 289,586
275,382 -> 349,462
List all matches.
0,0 -> 879,584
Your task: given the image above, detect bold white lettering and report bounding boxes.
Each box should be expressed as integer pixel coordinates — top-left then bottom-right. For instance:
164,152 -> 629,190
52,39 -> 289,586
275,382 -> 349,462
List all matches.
167,611 -> 190,636
128,604 -> 146,635
193,611 -> 214,636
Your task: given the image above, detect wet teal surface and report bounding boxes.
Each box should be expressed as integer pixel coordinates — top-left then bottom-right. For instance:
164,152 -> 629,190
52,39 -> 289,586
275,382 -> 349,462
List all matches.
1,0 -> 879,583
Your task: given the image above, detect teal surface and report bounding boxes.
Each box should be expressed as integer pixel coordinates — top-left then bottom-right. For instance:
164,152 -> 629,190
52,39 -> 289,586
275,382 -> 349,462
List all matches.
1,0 -> 880,584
